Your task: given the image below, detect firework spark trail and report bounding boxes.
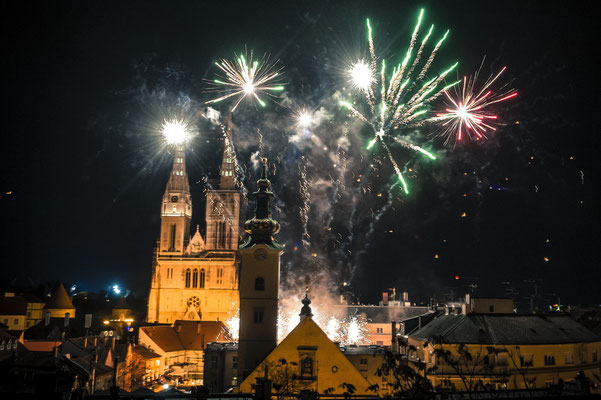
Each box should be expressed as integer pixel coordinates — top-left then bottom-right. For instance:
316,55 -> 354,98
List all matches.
341,10 -> 459,193
298,159 -> 311,247
256,128 -> 264,154
205,50 -> 284,112
433,65 -> 518,145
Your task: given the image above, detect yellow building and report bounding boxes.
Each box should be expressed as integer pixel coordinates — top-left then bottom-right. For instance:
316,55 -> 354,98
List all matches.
407,312 -> 601,393
239,296 -> 372,396
147,138 -> 241,324
0,294 -> 27,330
44,283 -> 76,319
23,294 -> 46,328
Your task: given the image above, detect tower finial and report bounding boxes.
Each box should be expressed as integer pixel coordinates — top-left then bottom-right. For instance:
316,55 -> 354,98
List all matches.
299,290 -> 313,319
240,157 -> 282,249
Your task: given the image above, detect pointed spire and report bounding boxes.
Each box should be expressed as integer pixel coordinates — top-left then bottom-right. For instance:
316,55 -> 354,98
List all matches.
240,158 -> 282,249
219,131 -> 236,190
166,145 -> 190,194
44,282 -> 75,310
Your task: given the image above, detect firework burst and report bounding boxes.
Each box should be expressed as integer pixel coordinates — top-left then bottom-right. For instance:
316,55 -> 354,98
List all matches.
433,66 -> 518,145
205,50 -> 285,112
161,118 -> 191,145
340,10 -> 459,193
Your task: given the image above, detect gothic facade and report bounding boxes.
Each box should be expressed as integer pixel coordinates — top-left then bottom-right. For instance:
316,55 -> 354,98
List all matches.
147,139 -> 241,324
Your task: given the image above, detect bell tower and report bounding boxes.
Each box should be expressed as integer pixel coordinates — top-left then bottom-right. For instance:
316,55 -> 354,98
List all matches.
159,145 -> 192,253
238,158 -> 283,380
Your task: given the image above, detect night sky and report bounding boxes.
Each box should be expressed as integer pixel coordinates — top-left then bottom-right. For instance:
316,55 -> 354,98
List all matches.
1,1 -> 599,306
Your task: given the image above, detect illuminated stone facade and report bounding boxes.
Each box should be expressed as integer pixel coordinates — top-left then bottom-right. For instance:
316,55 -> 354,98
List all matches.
147,139 -> 241,324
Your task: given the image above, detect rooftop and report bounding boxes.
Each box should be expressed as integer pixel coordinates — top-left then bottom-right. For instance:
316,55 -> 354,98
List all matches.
410,313 -> 601,345
140,320 -> 227,352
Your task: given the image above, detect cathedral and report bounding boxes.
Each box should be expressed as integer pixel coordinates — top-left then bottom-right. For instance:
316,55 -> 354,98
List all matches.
147,138 -> 241,324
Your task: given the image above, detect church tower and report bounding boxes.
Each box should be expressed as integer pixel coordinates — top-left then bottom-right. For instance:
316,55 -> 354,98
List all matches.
159,145 -> 192,253
205,134 -> 241,250
147,140 -> 240,324
238,158 -> 283,380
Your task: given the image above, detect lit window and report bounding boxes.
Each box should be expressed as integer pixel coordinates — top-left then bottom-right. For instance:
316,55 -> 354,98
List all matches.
565,353 -> 573,364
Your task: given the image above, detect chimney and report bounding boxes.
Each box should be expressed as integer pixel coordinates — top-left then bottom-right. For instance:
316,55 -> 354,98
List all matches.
196,322 -> 201,335
418,316 -> 422,329
382,292 -> 389,306
64,312 -> 70,327
111,336 -> 116,353
84,336 -> 88,348
44,310 -> 51,326
176,323 -> 182,333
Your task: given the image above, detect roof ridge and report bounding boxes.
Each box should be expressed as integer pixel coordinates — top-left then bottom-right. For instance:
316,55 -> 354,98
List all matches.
440,314 -> 468,339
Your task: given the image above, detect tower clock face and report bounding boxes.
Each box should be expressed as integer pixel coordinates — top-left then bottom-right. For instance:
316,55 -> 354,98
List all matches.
254,248 -> 268,261
171,196 -> 179,202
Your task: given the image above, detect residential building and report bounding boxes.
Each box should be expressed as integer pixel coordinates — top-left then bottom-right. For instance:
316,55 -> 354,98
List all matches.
407,310 -> 601,392
138,320 -> 228,384
203,342 -> 238,392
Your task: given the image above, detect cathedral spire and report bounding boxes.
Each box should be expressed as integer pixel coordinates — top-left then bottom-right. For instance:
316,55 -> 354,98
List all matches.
241,158 -> 282,249
166,145 -> 190,194
219,128 -> 236,190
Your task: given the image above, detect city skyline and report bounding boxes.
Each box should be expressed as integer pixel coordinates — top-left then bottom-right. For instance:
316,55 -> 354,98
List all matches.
1,1 -> 599,306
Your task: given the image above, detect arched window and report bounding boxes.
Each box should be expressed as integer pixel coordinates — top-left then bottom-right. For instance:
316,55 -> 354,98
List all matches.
254,277 -> 265,291
185,269 -> 191,288
199,269 -> 205,288
192,269 -> 198,288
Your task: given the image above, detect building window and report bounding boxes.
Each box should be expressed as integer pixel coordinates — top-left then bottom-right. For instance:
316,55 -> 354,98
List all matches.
376,327 -> 383,334
520,354 -> 534,367
232,356 -> 238,368
544,354 -> 555,366
360,358 -> 367,365
593,351 -> 598,363
489,305 -> 495,312
185,269 -> 191,288
565,353 -> 573,364
300,357 -> 314,377
255,277 -> 265,291
169,224 -> 176,252
253,308 -> 264,324
14,319 -> 18,325
192,269 -> 198,288
211,356 -> 218,369
216,268 -> 223,285
199,269 -> 205,288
